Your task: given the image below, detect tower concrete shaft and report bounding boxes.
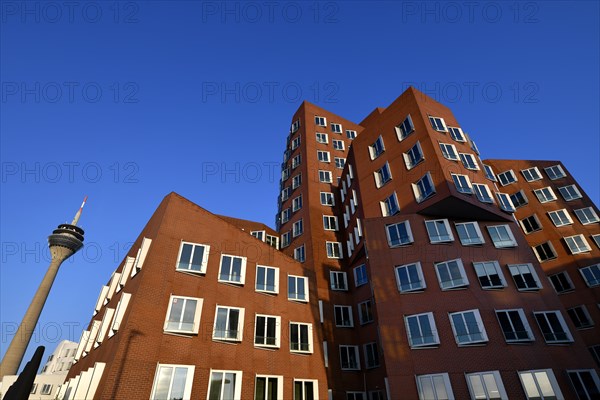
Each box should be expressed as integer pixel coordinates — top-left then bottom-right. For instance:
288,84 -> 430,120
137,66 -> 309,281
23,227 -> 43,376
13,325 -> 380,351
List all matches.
0,201 -> 86,380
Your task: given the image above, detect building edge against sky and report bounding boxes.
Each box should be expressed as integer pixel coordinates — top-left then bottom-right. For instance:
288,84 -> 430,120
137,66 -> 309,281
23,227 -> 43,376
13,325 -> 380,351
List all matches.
19,87 -> 600,399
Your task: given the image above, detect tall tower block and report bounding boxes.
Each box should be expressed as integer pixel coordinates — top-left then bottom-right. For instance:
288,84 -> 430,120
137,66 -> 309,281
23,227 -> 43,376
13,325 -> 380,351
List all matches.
0,198 -> 87,379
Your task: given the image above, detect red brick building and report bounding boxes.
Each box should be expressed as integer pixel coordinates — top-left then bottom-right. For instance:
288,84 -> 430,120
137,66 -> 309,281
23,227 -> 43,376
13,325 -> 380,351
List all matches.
62,88 -> 599,399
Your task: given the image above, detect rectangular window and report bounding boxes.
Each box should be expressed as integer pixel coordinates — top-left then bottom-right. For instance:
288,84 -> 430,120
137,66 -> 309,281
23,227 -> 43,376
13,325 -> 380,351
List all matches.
395,262 -> 426,293
320,192 -> 334,206
208,370 -> 242,400
466,371 -> 508,400
510,190 -> 528,208
405,312 -> 439,348
548,209 -> 573,227
449,309 -> 488,345
315,116 -> 326,126
326,242 -> 343,259
294,380 -> 317,400
256,265 -> 279,294
364,343 -> 380,368
291,154 -> 301,169
266,235 -> 279,251
218,254 -> 247,285
254,314 -> 281,348
288,275 -> 308,302
460,153 -> 479,170
280,232 -> 291,248
416,373 -> 454,400
330,271 -> 348,291
374,162 -> 392,188
292,220 -> 303,237
548,271 -> 574,294
497,170 -> 517,186
291,120 -> 300,133
380,192 -> 400,217
354,264 -> 368,287
448,126 -> 466,142
451,173 -> 472,194
340,345 -> 361,370
319,170 -> 333,183
396,114 -> 415,140
291,136 -> 301,150
316,132 -> 328,143
533,241 -> 557,262
593,234 -> 600,249
109,293 -> 131,337
567,370 -> 600,399
335,157 -> 346,169
294,245 -> 305,262
429,116 -> 448,132
369,136 -> 385,159
164,295 -> 203,334
317,150 -> 331,163
574,207 -> 600,225
435,258 -> 468,290
567,305 -> 594,329
346,130 -> 357,139
176,242 -> 210,274
281,208 -> 291,224
496,309 -> 534,342
544,164 -> 566,180
412,172 -> 436,203
456,222 -> 485,245
519,214 -> 542,234
518,369 -> 563,400
439,143 -> 459,160
213,305 -> 244,341
334,305 -> 354,327
496,193 -> 516,212
331,123 -> 342,133
534,187 -> 557,203
333,139 -> 345,150
386,220 -> 414,247
483,164 -> 497,181
487,225 -> 517,248
580,264 -> 600,287
282,168 -> 290,182
521,167 -> 542,182
425,219 -> 454,243
40,384 -> 53,395
558,184 -> 582,201
534,311 -> 573,343
508,264 -> 542,291
292,195 -> 302,212
290,322 -> 313,353
251,231 -> 265,241
473,261 -> 507,289
403,141 -> 425,169
473,183 -> 494,203
323,215 -> 338,231
292,173 -> 302,189
565,234 -> 592,254
358,300 -> 374,324
150,364 -> 195,400
281,187 -> 291,202
255,376 -> 283,400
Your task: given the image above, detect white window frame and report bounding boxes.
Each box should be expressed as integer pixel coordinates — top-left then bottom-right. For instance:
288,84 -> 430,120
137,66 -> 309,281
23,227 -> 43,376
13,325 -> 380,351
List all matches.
293,380 -> 318,400
439,142 -> 459,160
521,167 -> 542,182
448,126 -> 466,142
483,164 -> 496,181
289,322 -> 313,353
319,170 -> 333,183
292,173 -> 301,189
292,195 -> 303,212
333,139 -> 345,151
435,259 -> 469,290
288,275 -> 309,302
473,261 -> 507,289
508,263 -> 543,291
416,373 -> 455,400
566,369 -> 600,399
396,114 -> 415,140
254,314 -> 281,348
294,245 -> 305,262
412,172 -> 436,203
548,271 -> 574,294
395,262 -> 426,293
544,164 -> 566,180
40,384 -> 53,395
510,190 -> 528,208
323,215 -> 338,231
452,173 -> 473,194
317,150 -> 331,163
320,191 -> 335,206
566,305 -> 594,329
315,116 -> 327,126
574,207 -> 600,225
533,311 -> 574,344
429,116 -> 448,132
534,187 -> 557,203
533,241 -> 557,262
339,345 -> 361,370
519,214 -> 542,234
331,122 -> 342,133
108,292 -> 131,338
465,371 -> 508,400
473,183 -> 494,203
334,305 -> 354,328
579,264 -> 600,288
255,375 -> 284,400
455,222 -> 485,246
558,184 -> 583,201
316,132 -> 329,143
326,241 -> 343,259
369,136 -> 385,160
358,300 -> 374,325
403,141 -> 425,169
548,209 -> 573,227
281,208 -> 291,224
330,271 -> 348,291
386,220 -> 414,247
354,264 -> 368,287
374,162 -> 392,188
518,369 -> 564,400
459,153 -> 479,170
346,130 -> 357,139
291,154 -> 301,169
449,309 -> 488,345
208,370 -> 243,400
404,312 -> 439,348
291,136 -> 301,150
564,234 -> 592,254
280,231 -> 291,248
292,219 -> 303,237
425,219 -> 454,243
497,170 -> 517,186
255,265 -> 279,294
495,309 -> 534,343
487,225 -> 517,248
496,192 -> 516,212
176,241 -> 210,275
150,364 -> 194,400
334,157 -> 346,169
380,192 -> 400,217
163,295 -> 203,335
218,254 -> 247,285
213,305 -> 245,342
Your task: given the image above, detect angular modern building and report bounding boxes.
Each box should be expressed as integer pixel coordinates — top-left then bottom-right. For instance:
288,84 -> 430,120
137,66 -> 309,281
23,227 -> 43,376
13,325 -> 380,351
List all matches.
61,87 -> 599,399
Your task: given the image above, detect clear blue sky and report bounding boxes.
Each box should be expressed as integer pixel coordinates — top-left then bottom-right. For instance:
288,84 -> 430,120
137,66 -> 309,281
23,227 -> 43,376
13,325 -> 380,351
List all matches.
1,1 -> 598,371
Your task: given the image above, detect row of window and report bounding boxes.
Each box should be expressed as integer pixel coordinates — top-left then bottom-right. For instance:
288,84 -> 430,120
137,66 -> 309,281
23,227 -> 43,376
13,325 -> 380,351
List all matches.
497,164 -> 567,186
531,234 -> 599,263
313,115 -> 357,139
550,264 -> 600,293
416,368 -> 600,400
151,367 -> 319,400
517,207 -> 600,232
30,383 -> 54,395
511,184 -> 585,207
